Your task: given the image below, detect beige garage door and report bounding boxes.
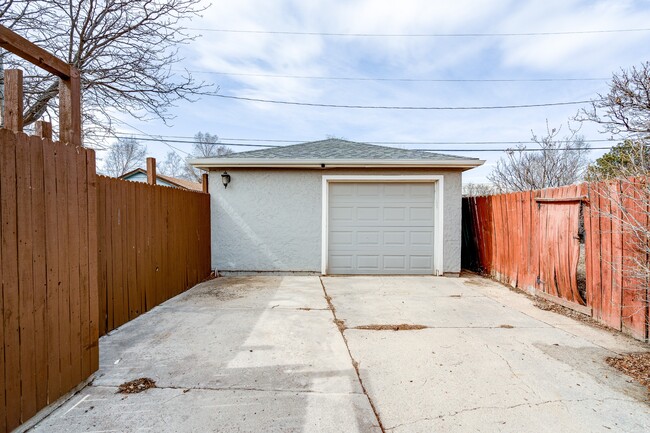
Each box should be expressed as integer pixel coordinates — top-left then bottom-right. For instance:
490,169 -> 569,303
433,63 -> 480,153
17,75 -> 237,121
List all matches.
328,182 -> 435,274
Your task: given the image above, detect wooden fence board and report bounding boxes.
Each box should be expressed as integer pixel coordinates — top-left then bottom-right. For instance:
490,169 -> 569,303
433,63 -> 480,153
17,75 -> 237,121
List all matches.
76,148 -> 90,378
42,137 -> 60,402
29,134 -> 48,410
17,133 -> 37,421
1,130 -> 21,430
66,141 -> 82,388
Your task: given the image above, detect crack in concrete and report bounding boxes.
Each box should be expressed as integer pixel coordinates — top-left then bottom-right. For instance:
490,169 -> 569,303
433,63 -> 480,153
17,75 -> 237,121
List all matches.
385,397 -> 638,431
90,383 -> 364,396
482,343 -> 541,399
319,277 -> 386,433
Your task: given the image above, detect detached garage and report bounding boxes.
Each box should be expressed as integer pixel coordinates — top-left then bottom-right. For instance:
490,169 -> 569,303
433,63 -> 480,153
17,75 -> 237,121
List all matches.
190,139 -> 484,276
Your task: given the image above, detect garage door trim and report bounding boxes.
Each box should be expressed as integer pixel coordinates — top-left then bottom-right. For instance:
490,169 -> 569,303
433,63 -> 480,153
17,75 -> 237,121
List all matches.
321,175 -> 444,275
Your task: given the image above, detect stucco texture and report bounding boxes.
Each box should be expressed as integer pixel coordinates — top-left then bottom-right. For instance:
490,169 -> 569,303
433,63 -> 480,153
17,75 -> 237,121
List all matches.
209,168 -> 463,274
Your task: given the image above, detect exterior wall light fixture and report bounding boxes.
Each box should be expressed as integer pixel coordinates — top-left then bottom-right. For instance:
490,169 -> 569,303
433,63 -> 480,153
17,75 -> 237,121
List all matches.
221,171 -> 231,188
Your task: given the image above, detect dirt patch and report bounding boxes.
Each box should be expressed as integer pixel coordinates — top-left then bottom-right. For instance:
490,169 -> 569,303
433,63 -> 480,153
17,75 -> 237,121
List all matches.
499,324 -> 514,329
354,324 -> 428,331
334,318 -> 347,332
117,378 -> 156,394
606,353 -> 650,391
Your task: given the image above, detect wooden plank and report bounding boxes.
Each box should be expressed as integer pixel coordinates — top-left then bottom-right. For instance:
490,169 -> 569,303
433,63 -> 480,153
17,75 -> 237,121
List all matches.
1,129 -> 21,430
590,182 -> 603,321
135,183 -> 146,315
58,68 -> 82,147
66,139 -> 82,388
0,25 -> 71,78
120,181 -> 130,322
4,69 -> 24,132
619,178 -> 647,338
113,178 -> 125,328
76,148 -> 91,378
600,183 -> 615,327
202,173 -> 209,193
535,289 -> 593,316
97,177 -> 107,337
54,137 -> 71,393
535,196 -> 588,203
611,180 -> 624,330
103,178 -> 114,334
16,132 -> 37,421
147,158 -> 157,185
0,131 -> 6,433
29,134 -> 48,410
34,121 -> 53,140
42,136 -> 61,402
583,183 -> 594,310
127,181 -> 139,319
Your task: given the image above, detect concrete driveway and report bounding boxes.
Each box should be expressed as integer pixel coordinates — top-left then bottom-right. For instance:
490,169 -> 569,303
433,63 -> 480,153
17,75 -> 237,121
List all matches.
27,275 -> 649,433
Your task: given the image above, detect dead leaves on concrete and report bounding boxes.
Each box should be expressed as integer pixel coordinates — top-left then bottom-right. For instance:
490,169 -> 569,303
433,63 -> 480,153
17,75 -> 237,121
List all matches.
606,353 -> 650,391
117,378 -> 157,394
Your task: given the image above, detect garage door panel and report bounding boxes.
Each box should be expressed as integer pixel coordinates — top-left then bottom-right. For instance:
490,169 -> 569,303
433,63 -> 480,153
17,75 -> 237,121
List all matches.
328,182 -> 435,275
357,231 -> 380,246
330,231 -> 354,247
357,255 -> 380,270
330,206 -> 354,222
330,255 -> 354,270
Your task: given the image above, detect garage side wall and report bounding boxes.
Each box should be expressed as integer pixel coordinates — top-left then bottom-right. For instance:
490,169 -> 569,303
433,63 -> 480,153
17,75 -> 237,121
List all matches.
209,168 -> 462,274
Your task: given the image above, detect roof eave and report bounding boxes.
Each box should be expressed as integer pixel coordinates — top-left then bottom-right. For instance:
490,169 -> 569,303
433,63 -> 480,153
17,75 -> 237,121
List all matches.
188,158 -> 485,170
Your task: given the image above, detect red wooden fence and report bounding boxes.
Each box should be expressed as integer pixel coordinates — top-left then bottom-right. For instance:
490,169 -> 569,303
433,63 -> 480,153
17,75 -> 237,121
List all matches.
463,180 -> 650,341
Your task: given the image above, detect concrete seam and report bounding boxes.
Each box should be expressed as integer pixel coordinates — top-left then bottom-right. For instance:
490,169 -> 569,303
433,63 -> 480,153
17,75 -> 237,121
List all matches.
319,276 -> 386,433
89,383 -> 365,396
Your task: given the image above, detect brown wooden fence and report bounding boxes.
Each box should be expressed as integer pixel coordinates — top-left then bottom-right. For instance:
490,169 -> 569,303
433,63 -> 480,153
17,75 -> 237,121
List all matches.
0,129 -> 99,431
462,180 -> 649,341
97,176 -> 211,335
0,25 -> 212,431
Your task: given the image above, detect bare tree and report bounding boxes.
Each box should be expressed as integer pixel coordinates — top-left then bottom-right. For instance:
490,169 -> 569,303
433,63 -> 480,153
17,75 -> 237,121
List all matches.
184,131 -> 232,181
0,0 -> 212,145
159,150 -> 186,179
488,122 -> 591,192
579,62 -> 650,329
577,61 -> 650,141
462,183 -> 497,197
103,137 -> 146,177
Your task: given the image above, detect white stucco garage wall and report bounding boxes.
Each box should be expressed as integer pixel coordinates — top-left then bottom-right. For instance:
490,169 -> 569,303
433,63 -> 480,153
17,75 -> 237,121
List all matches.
209,168 -> 463,274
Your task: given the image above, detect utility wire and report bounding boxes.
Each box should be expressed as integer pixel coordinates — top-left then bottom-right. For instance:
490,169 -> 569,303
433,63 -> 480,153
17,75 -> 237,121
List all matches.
119,134 -> 619,146
188,27 -> 650,37
213,93 -> 592,110
181,69 -> 609,83
113,136 -> 617,153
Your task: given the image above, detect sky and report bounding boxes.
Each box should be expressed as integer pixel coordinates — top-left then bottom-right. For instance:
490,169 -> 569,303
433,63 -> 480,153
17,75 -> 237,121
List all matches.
104,0 -> 650,184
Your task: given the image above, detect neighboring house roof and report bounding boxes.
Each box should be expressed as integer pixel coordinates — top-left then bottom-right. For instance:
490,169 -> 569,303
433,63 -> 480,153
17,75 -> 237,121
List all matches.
189,139 -> 484,170
120,168 -> 203,191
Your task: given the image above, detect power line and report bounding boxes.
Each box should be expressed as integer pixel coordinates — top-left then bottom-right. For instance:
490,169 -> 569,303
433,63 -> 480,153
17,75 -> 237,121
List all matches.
112,136 -> 617,153
181,69 -> 609,83
213,94 -> 592,110
120,134 -> 619,146
188,27 -> 650,37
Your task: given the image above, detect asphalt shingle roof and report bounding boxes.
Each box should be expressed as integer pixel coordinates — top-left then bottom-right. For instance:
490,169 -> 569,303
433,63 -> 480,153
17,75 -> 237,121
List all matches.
220,139 -> 478,161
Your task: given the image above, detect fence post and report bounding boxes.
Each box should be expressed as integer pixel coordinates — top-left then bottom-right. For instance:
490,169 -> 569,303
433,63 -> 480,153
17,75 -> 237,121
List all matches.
4,69 -> 23,132
202,173 -> 209,193
34,120 -> 52,140
147,157 -> 156,185
59,67 -> 81,147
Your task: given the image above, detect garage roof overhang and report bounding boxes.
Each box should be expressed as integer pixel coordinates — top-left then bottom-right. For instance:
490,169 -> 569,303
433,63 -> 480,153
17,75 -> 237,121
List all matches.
188,158 -> 485,171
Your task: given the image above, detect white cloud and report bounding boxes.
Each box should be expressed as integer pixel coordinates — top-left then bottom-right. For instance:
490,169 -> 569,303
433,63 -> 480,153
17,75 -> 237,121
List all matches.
120,0 -> 650,183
